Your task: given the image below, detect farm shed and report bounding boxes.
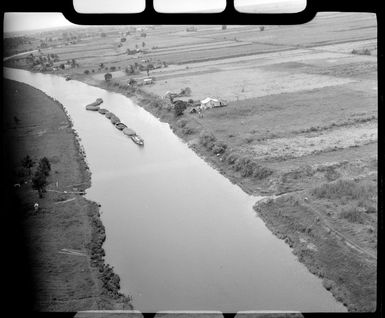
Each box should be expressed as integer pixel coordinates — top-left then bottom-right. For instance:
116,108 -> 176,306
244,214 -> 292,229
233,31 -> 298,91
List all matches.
200,97 -> 221,109
143,78 -> 153,85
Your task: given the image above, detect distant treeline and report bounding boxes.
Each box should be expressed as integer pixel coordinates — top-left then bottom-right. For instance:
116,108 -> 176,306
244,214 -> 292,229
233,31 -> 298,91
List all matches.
3,36 -> 35,55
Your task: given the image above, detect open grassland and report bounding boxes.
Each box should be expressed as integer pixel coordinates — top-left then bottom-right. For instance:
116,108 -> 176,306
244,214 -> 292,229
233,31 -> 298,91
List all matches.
4,12 -> 378,312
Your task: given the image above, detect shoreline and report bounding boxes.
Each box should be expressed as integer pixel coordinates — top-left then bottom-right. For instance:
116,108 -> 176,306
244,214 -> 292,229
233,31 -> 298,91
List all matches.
70,74 -> 376,312
6,67 -> 376,312
4,79 -> 133,310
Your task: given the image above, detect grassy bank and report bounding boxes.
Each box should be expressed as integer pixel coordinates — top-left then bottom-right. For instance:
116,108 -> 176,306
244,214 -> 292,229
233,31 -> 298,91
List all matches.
74,75 -> 377,312
254,177 -> 377,312
3,79 -> 132,311
4,16 -> 377,311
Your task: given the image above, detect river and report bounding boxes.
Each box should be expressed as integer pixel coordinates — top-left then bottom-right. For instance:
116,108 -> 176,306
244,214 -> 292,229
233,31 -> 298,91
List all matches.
4,68 -> 346,312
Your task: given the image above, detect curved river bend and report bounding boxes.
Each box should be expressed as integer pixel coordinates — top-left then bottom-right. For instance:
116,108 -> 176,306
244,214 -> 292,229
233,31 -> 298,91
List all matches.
4,68 -> 346,312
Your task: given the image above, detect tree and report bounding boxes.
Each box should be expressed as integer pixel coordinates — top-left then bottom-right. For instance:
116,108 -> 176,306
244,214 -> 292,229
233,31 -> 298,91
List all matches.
84,70 -> 90,75
38,157 -> 51,176
128,78 -> 137,86
32,170 -> 47,198
180,87 -> 192,96
174,100 -> 188,117
121,37 -> 126,42
21,155 -> 35,175
104,73 -> 112,82
142,41 -> 146,48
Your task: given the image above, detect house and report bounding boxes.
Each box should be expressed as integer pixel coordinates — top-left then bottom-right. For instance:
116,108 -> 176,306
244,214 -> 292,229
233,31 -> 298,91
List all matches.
200,97 -> 221,109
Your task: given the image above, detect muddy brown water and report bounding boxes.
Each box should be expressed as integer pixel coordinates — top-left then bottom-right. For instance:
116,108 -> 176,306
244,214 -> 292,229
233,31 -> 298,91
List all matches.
4,68 -> 346,312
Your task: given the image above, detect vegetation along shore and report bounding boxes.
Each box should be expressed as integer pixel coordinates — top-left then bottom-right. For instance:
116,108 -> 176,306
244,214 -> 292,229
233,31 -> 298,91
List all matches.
3,79 -> 132,311
3,16 -> 378,311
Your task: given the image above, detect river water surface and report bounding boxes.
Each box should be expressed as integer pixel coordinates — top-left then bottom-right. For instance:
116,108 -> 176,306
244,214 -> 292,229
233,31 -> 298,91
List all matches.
4,68 -> 346,312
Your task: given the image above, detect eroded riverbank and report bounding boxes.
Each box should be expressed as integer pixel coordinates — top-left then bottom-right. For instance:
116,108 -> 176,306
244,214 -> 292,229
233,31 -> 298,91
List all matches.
72,74 -> 376,312
3,79 -> 132,310
3,67 -> 349,312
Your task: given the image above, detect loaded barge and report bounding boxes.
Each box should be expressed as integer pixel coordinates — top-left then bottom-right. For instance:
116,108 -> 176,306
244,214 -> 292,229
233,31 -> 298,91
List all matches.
85,98 -> 144,146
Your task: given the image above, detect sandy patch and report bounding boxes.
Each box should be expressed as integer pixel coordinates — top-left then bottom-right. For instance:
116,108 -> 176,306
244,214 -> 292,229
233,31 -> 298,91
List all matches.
251,122 -> 377,161
148,67 -> 356,101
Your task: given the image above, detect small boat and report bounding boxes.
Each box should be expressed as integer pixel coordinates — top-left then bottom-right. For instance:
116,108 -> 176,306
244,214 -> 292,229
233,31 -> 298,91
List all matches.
123,127 -> 136,136
131,134 -> 144,146
98,108 -> 109,114
105,112 -> 113,119
86,105 -> 100,111
115,122 -> 127,130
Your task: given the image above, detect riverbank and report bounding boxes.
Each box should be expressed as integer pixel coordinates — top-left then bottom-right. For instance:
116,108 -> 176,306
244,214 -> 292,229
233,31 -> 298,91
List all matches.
3,15 -> 377,310
68,73 -> 377,312
3,79 -> 133,311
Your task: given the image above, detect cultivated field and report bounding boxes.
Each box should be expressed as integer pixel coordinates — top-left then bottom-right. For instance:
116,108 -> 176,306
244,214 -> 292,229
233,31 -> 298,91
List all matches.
4,11 -> 378,312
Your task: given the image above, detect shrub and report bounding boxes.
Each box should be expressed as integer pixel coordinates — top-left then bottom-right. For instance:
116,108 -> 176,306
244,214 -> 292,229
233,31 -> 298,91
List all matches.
324,166 -> 340,181
104,73 -> 112,81
253,165 -> 273,179
21,155 -> 35,174
38,157 -> 51,176
339,207 -> 365,224
32,169 -> 47,198
233,155 -> 273,179
174,100 -> 188,117
212,141 -> 227,155
177,118 -> 188,128
199,131 -> 216,149
182,126 -> 195,135
84,70 -> 90,74
312,179 -> 375,201
226,152 -> 239,165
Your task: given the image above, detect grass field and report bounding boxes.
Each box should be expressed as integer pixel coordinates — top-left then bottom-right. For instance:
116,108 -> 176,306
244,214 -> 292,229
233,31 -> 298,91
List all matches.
4,11 -> 378,312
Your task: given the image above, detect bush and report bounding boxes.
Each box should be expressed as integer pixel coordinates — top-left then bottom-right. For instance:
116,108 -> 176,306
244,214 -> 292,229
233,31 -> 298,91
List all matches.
104,73 -> 112,81
177,118 -> 188,128
21,155 -> 34,174
150,99 -> 163,109
84,70 -> 90,74
174,100 -> 188,116
339,207 -> 365,224
38,157 -> 51,176
212,141 -> 227,155
324,166 -> 340,181
182,126 -> 195,135
32,169 -> 47,198
234,155 -> 273,179
199,131 -> 216,149
225,152 -> 239,165
312,179 -> 375,201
